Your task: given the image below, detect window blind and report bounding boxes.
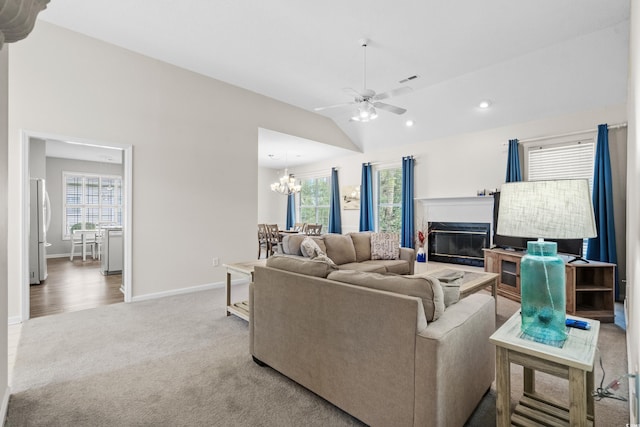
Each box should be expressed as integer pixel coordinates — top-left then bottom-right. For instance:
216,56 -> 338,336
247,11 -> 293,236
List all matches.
527,141 -> 595,182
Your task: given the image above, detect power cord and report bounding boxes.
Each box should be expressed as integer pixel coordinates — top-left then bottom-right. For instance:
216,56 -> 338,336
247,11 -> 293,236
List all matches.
592,349 -> 634,402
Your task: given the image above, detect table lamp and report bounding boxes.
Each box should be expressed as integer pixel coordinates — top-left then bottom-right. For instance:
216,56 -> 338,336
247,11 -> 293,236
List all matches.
497,179 -> 597,346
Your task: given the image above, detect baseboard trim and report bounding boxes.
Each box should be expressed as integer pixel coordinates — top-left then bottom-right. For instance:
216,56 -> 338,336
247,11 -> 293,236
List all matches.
7,316 -> 22,326
130,278 -> 248,303
0,385 -> 10,424
46,253 -> 71,259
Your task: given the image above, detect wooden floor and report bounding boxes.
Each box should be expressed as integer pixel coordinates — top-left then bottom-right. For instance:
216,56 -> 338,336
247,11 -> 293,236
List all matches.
30,257 -> 124,318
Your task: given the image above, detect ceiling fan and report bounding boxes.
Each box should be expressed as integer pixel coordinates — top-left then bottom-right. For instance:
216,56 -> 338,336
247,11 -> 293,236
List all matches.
314,39 -> 412,122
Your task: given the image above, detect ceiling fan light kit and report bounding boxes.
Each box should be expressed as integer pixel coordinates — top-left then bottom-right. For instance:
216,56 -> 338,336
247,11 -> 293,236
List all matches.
315,39 -> 412,123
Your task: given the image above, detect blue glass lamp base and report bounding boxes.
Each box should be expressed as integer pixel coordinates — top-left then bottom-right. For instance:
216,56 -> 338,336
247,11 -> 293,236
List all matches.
520,241 -> 567,347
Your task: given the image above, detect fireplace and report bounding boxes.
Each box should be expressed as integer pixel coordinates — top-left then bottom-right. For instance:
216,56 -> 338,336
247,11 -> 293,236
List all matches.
427,222 -> 491,267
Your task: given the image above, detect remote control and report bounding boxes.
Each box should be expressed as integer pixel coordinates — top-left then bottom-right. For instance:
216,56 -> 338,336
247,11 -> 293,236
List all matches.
566,319 -> 591,330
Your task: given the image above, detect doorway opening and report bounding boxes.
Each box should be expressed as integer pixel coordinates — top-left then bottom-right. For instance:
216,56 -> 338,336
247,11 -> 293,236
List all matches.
21,131 -> 132,320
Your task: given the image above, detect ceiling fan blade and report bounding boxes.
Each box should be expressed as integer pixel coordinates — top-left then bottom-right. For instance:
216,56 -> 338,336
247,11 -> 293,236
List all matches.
314,101 -> 356,111
372,86 -> 413,101
373,102 -> 407,115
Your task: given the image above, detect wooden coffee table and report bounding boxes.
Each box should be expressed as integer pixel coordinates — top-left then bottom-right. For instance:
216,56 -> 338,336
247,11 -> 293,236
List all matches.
425,268 -> 499,314
224,259 -> 266,321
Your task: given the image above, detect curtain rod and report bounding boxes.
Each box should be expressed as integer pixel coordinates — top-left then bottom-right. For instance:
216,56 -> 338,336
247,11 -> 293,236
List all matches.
518,122 -> 627,144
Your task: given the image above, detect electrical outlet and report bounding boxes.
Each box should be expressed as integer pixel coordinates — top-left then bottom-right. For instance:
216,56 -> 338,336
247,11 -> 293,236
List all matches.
212,257 -> 219,267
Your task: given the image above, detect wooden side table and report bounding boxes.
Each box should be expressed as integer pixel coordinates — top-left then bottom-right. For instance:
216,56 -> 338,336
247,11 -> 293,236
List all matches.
224,259 -> 266,321
490,311 -> 600,427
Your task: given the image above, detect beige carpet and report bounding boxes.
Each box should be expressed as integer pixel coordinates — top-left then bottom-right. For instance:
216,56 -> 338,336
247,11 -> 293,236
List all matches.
6,284 -> 629,426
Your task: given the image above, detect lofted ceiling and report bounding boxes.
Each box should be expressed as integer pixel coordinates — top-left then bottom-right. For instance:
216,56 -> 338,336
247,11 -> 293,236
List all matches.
38,1 -> 630,166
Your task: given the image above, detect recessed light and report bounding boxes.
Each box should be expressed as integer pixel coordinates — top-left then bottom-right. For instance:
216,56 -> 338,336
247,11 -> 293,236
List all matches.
479,100 -> 492,109
405,120 -> 414,127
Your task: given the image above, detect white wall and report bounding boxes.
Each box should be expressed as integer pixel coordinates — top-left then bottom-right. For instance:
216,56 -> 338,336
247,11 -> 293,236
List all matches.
627,1 -> 640,423
257,166 -> 288,228
45,157 -> 124,256
276,104 -> 627,231
0,44 -> 10,418
7,21 -> 355,319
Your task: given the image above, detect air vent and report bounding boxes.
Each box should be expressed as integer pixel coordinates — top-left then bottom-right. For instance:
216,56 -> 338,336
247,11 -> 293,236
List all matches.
399,75 -> 419,84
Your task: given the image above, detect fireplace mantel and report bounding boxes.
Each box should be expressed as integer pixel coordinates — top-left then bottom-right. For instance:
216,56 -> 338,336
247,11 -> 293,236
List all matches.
417,196 -> 496,265
417,196 -> 495,238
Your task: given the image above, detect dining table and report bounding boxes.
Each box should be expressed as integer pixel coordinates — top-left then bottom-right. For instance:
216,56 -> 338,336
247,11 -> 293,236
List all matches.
73,229 -> 100,261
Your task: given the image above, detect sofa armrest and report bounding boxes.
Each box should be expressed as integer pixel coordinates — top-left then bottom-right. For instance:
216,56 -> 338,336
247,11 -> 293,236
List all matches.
414,294 -> 495,426
399,247 -> 416,274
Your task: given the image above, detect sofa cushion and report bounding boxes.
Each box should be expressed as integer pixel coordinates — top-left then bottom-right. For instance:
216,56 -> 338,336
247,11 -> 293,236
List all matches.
337,262 -> 387,273
282,234 -> 326,256
361,260 -> 411,275
326,270 -> 445,321
323,234 -> 357,265
266,254 -> 338,278
348,232 -> 372,262
370,233 -> 400,260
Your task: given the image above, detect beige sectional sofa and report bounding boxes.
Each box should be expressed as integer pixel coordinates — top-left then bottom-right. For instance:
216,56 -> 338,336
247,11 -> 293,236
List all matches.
249,254 -> 496,427
281,231 -> 416,275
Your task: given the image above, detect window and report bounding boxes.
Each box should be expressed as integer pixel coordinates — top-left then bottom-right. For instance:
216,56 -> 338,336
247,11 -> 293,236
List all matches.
526,137 -> 595,254
63,172 -> 123,239
527,140 -> 595,184
376,167 -> 402,233
299,176 -> 330,230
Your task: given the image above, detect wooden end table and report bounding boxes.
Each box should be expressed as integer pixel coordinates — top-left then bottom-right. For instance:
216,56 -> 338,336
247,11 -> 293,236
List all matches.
224,259 -> 266,321
490,311 -> 600,427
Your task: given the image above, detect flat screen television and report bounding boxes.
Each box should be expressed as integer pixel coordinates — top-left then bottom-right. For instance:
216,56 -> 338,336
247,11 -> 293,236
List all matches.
492,191 -> 584,258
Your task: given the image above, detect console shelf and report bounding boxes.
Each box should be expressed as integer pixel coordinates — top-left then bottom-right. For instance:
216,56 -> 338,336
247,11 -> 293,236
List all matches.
483,248 -> 615,323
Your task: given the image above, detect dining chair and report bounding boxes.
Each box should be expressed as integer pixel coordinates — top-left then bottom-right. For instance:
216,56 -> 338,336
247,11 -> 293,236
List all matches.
293,222 -> 306,233
70,228 -> 96,261
305,224 -> 322,236
94,226 -> 105,260
265,224 -> 282,256
257,224 -> 270,259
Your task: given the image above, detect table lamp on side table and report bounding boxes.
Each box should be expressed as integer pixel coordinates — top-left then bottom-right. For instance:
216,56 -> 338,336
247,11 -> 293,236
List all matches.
497,179 -> 597,346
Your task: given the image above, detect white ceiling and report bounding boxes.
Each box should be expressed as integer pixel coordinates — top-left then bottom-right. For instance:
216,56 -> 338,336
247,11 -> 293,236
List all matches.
38,0 -> 630,166
46,139 -> 123,164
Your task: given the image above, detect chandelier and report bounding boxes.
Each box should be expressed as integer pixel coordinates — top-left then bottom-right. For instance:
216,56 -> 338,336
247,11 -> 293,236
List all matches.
270,168 -> 301,195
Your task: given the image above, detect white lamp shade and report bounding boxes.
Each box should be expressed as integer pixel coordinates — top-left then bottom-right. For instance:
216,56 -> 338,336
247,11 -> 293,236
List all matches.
497,179 -> 597,239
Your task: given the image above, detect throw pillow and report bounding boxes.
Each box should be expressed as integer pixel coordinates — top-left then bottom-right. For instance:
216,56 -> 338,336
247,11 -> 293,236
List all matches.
429,270 -> 464,307
441,283 -> 461,307
370,232 -> 400,260
301,237 -> 323,258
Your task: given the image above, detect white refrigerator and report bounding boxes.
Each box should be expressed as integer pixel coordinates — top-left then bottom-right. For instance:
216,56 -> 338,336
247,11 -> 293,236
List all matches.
29,178 -> 51,284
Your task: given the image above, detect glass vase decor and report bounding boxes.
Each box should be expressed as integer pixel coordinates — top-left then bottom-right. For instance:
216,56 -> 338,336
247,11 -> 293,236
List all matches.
520,240 -> 567,347
416,246 -> 426,263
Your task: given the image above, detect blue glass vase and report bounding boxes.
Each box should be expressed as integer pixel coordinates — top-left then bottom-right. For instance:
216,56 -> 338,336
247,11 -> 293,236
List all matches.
520,241 -> 567,346
416,247 -> 426,263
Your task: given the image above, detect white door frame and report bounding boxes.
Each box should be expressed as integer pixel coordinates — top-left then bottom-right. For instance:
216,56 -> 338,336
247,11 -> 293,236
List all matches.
20,130 -> 133,321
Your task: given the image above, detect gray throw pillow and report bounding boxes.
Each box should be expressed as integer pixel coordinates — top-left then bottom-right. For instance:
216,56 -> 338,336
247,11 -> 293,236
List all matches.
441,283 -> 461,307
301,237 -> 323,258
